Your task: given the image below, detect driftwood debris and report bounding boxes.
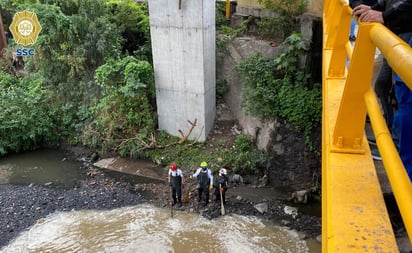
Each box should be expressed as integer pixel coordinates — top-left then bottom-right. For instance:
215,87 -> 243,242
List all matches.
178,119 -> 197,144
125,118 -> 198,150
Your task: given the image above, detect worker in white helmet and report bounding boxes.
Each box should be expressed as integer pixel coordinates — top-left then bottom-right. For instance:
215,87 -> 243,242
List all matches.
214,168 -> 228,205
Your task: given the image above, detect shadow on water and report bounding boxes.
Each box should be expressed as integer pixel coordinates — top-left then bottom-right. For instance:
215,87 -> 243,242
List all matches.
0,149 -> 86,188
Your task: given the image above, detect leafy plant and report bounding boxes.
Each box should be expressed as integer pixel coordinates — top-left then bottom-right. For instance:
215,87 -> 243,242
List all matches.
216,79 -> 229,104
0,0 -> 154,153
234,134 -> 252,152
2,0 -> 125,140
236,33 -> 321,150
143,132 -> 269,176
310,172 -> 321,196
257,0 -> 307,19
105,0 -> 151,59
215,1 -> 229,28
256,0 -> 307,41
257,16 -> 295,42
274,33 -> 309,73
0,71 -> 59,155
82,56 -> 156,156
216,16 -> 249,54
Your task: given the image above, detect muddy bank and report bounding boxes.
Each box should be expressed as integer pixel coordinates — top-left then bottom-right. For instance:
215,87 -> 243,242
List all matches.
0,165 -> 146,249
87,154 -> 322,238
134,173 -> 321,238
0,148 -> 322,249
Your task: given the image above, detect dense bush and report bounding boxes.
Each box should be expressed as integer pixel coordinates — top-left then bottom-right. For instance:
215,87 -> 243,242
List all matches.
0,71 -> 59,154
256,0 -> 307,41
236,33 -> 321,150
82,56 -> 156,157
0,0 -> 152,155
0,0 -> 314,175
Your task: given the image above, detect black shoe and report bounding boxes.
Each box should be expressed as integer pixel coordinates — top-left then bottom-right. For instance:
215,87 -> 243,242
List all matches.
367,135 -> 376,145
177,203 -> 182,208
371,149 -> 382,161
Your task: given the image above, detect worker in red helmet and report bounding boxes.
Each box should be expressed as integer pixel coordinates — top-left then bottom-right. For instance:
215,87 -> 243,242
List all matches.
168,162 -> 185,207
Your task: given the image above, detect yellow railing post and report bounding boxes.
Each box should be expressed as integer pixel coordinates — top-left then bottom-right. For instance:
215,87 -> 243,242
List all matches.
322,0 -> 411,252
332,23 -> 376,153
225,0 -> 230,21
327,4 -> 352,78
324,0 -> 337,36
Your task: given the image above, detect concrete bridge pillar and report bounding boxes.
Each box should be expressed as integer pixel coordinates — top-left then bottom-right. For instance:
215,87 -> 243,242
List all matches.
148,0 -> 216,141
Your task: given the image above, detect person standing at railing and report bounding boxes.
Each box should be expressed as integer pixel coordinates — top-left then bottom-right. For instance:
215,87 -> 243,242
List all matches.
353,0 -> 412,159
390,35 -> 412,181
348,0 -> 377,41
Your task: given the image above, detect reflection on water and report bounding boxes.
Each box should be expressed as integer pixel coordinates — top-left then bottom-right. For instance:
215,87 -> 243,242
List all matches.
0,149 -> 85,188
2,204 -> 315,253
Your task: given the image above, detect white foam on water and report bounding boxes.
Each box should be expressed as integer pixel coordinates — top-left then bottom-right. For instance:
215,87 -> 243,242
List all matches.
1,204 -> 310,253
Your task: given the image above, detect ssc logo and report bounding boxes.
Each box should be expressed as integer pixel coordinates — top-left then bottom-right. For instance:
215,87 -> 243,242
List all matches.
16,48 -> 35,56
9,10 -> 42,46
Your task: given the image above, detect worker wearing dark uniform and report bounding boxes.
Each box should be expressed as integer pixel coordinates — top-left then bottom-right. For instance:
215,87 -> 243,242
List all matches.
191,161 -> 213,206
168,163 -> 185,207
214,168 -> 229,205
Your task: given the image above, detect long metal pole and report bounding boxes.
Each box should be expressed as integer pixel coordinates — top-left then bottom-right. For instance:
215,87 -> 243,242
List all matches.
225,0 -> 230,21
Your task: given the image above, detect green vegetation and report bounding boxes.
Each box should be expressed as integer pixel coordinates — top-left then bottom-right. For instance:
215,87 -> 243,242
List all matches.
236,33 -> 321,150
256,0 -> 307,41
215,0 -> 321,152
82,56 -> 156,157
258,0 -> 307,17
0,0 -> 270,175
215,1 -> 249,54
144,133 -> 269,176
0,0 -> 318,176
216,79 -> 229,104
0,0 -> 151,154
0,70 -> 59,154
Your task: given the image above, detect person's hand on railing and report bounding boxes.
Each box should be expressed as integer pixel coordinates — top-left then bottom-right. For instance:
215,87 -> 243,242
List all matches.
353,5 -> 383,23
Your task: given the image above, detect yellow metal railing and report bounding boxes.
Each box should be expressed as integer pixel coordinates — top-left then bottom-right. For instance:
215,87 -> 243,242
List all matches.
323,0 -> 412,252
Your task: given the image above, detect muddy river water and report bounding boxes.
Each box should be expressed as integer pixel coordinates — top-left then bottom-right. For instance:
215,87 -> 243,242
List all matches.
0,149 -> 321,253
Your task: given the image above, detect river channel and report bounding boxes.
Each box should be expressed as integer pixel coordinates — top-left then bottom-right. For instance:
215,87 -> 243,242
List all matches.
0,149 -> 321,253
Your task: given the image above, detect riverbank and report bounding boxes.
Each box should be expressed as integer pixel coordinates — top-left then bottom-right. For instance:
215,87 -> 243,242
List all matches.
0,149 -> 322,249
0,163 -> 146,249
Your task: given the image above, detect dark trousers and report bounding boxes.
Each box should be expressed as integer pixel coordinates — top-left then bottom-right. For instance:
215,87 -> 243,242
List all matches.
197,186 -> 209,204
375,32 -> 412,130
392,101 -> 412,181
214,188 -> 226,204
172,186 -> 182,204
374,57 -> 394,129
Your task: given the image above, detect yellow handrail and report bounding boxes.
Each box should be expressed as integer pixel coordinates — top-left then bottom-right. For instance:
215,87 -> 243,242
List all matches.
366,25 -> 412,240
225,0 -> 230,20
323,0 -> 412,251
